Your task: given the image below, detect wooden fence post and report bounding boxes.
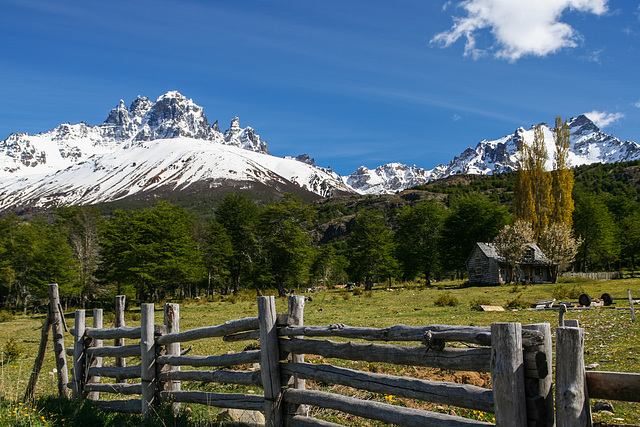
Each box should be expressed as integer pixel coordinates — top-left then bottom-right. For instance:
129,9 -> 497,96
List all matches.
287,295 -> 308,417
49,284 -> 70,398
523,323 -> 554,427
23,303 -> 52,401
72,309 -> 86,400
114,295 -> 126,373
491,322 -> 527,427
141,303 -> 156,418
87,309 -> 103,401
163,303 -> 180,413
628,289 -> 636,322
556,326 -> 592,427
258,296 -> 283,427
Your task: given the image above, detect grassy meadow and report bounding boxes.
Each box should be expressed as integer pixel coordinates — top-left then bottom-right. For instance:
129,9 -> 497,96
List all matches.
0,277 -> 639,426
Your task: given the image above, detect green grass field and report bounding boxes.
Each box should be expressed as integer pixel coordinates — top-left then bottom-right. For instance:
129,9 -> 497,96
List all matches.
1,278 -> 639,425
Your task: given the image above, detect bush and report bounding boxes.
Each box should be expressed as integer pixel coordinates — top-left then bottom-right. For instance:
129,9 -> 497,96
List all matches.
434,293 -> 459,307
352,287 -> 363,296
552,284 -> 586,300
2,338 -> 23,362
364,291 -> 373,298
505,293 -> 529,309
0,310 -> 14,323
469,297 -> 492,308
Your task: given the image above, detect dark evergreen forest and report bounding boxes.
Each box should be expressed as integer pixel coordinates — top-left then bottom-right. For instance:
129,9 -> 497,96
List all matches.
1,160 -> 639,310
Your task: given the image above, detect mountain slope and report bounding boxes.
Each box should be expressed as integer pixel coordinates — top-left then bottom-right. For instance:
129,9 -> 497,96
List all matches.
0,92 -> 353,210
344,115 -> 640,194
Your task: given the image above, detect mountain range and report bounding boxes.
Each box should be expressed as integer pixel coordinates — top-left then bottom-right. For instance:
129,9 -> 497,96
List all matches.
1,91 -> 639,211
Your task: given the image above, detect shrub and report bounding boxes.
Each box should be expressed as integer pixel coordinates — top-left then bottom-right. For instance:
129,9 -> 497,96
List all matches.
2,338 -> 23,362
505,293 -> 529,309
469,297 -> 492,308
434,293 -> 459,307
552,284 -> 586,300
0,310 -> 14,323
364,291 -> 373,298
352,287 -> 363,296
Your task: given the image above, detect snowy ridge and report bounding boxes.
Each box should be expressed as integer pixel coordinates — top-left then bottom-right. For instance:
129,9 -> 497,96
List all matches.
1,92 -> 639,208
0,91 -> 352,209
0,138 -> 354,209
345,115 -> 640,194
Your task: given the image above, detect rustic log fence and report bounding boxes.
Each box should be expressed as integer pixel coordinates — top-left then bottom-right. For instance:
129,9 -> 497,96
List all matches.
62,295 -> 555,426
28,285 -> 637,426
555,325 -> 640,427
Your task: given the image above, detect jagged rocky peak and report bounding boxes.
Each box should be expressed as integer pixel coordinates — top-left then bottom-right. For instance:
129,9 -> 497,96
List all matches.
224,116 -> 269,154
104,99 -> 130,126
295,154 -> 315,166
569,114 -> 599,136
129,96 -> 153,122
138,91 -> 214,141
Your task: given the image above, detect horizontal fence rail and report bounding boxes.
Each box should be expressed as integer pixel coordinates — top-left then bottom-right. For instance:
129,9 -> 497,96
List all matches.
58,293 -> 640,427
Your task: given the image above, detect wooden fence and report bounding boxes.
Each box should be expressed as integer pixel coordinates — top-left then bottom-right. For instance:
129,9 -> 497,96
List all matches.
555,325 -> 640,427
561,272 -> 623,281
63,294 -> 557,427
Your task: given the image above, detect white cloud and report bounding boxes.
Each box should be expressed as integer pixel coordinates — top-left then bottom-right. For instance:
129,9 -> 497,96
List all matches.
584,110 -> 624,128
431,0 -> 609,62
633,100 -> 640,108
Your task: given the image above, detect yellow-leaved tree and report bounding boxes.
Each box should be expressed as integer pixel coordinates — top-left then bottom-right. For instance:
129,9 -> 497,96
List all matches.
514,124 -> 551,238
550,117 -> 574,226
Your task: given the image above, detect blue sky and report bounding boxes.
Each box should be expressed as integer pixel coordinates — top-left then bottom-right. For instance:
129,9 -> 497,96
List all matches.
1,0 -> 639,175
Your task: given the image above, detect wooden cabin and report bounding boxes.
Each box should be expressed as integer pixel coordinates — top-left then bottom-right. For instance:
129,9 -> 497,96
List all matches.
466,242 -> 555,285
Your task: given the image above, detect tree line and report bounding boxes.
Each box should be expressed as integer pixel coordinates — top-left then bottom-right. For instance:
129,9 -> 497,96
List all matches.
1,165 -> 639,310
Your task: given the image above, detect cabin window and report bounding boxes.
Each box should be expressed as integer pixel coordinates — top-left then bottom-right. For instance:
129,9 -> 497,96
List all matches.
475,267 -> 482,276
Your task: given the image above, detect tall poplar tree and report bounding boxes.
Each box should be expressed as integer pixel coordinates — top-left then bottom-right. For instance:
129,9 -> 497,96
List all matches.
515,124 -> 551,237
550,117 -> 574,226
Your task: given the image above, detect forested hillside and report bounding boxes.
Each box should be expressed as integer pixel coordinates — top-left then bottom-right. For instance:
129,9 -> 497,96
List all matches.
1,161 -> 639,311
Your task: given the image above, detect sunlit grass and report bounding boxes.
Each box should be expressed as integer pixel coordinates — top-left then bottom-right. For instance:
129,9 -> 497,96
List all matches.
0,277 -> 638,424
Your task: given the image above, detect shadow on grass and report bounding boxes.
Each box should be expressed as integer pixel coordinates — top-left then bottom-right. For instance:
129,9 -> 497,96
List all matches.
30,395 -> 226,427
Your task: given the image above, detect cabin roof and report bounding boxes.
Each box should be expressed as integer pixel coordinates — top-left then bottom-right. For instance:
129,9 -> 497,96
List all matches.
473,242 -> 553,266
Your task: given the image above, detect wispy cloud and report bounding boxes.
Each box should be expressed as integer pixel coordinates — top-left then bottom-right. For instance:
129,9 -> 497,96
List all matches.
633,100 -> 640,108
584,110 -> 624,128
431,0 -> 609,62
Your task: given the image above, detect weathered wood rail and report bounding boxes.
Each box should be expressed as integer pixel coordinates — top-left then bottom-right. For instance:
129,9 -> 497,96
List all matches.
64,295 -> 557,426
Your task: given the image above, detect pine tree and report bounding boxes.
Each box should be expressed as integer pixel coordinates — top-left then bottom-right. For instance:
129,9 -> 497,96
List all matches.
551,117 -> 574,226
514,124 -> 551,238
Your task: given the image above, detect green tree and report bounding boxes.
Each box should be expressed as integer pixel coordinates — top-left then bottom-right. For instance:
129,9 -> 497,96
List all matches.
573,195 -> 619,272
0,214 -> 78,312
515,124 -> 551,237
258,195 -> 313,296
202,220 -> 233,295
550,117 -> 574,226
395,200 -> 446,285
440,194 -> 510,275
98,201 -> 204,301
215,193 -> 260,294
619,209 -> 640,273
347,209 -> 397,290
494,221 -> 535,283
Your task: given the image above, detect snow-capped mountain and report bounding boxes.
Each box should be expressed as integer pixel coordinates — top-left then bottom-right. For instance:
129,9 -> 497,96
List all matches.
2,91 -> 639,209
0,91 -> 353,210
344,115 -> 640,194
